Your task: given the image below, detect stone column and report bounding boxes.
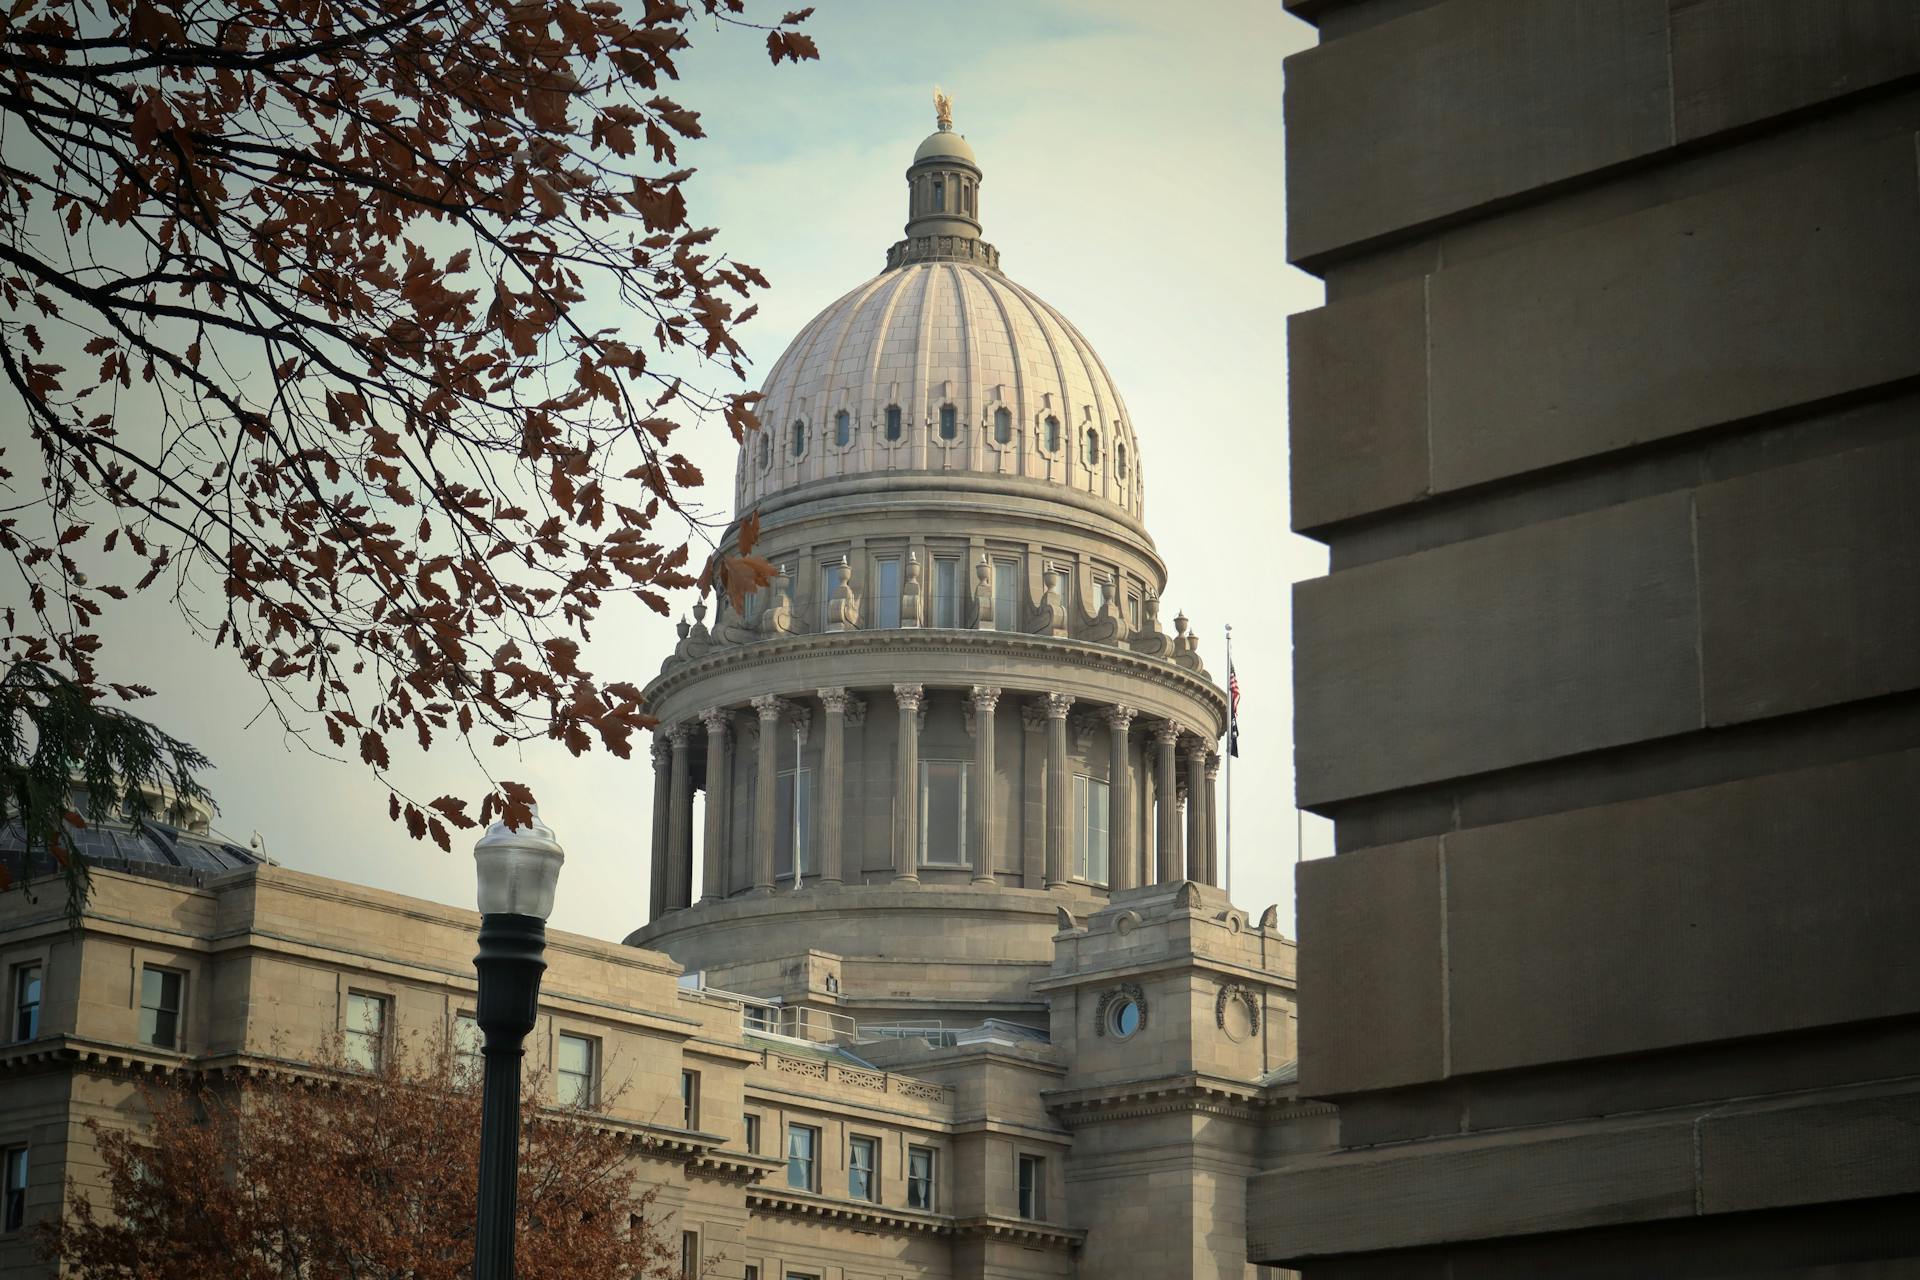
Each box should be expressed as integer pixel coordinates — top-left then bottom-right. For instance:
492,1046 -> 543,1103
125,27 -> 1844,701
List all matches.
665,723 -> 693,910
648,736 -> 671,921
892,684 -> 924,884
969,686 -> 1000,885
698,710 -> 729,903
1044,693 -> 1074,889
1204,751 -> 1221,887
1154,721 -> 1179,884
1105,706 -> 1137,891
1186,736 -> 1209,885
816,689 -> 849,886
751,695 -> 780,894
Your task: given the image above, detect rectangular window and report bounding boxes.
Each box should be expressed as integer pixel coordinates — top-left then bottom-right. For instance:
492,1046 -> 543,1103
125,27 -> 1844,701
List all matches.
11,964 -> 40,1042
931,556 -> 961,627
875,558 -> 901,629
774,768 -> 812,880
848,1135 -> 877,1202
1074,776 -> 1111,885
2,1145 -> 24,1233
743,1269 -> 759,1280
918,760 -> 968,866
680,1230 -> 699,1279
819,560 -> 847,631
453,1013 -> 483,1082
992,559 -> 1020,631
557,1033 -> 597,1108
786,1123 -> 818,1191
344,992 -> 387,1072
139,966 -> 183,1050
1017,1153 -> 1045,1220
1127,591 -> 1141,630
681,1069 -> 700,1130
907,1145 -> 936,1210
743,1112 -> 761,1154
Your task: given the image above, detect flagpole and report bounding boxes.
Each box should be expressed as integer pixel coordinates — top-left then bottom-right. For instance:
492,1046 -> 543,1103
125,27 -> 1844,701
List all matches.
792,721 -> 804,893
1224,623 -> 1233,904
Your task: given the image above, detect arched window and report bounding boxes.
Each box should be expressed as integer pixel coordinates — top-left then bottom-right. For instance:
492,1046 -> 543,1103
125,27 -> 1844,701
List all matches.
884,404 -> 903,442
993,406 -> 1013,445
938,403 -> 958,441
834,409 -> 851,447
1083,427 -> 1099,466
756,434 -> 770,470
791,419 -> 806,457
1116,441 -> 1128,479
1043,415 -> 1061,453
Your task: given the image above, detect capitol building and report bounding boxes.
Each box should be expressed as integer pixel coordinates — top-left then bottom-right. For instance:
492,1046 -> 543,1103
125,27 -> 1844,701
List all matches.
0,111 -> 1324,1280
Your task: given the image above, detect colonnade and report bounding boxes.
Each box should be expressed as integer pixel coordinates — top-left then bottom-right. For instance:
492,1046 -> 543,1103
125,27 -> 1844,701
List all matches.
647,684 -> 1220,921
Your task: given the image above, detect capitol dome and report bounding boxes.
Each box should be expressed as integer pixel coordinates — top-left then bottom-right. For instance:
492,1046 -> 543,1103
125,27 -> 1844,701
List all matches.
740,262 -> 1143,519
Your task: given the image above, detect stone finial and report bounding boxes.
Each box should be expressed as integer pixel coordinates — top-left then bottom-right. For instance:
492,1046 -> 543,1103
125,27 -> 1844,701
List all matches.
972,551 -> 995,629
757,565 -> 794,636
900,551 -> 923,628
825,554 -> 860,632
1036,565 -> 1069,638
675,615 -> 690,641
1258,904 -> 1280,931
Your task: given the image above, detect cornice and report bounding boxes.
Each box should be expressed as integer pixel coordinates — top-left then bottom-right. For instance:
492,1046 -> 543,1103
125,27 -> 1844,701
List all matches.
746,1187 -> 954,1237
1042,1074 -> 1267,1126
687,1150 -> 782,1185
646,628 -> 1225,727
953,1214 -> 1087,1250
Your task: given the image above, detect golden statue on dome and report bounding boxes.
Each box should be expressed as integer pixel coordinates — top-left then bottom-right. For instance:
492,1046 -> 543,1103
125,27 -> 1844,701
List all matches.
933,87 -> 954,131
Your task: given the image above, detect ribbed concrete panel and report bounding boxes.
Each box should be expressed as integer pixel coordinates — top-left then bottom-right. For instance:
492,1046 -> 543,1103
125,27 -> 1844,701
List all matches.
1294,492 -> 1700,807
1445,750 -> 1920,1077
1287,277 -> 1429,532
1296,839 -> 1444,1096
1698,1082 -> 1920,1216
1284,0 -> 1672,263
1427,134 -> 1920,494
1672,0 -> 1920,141
1698,437 -> 1920,726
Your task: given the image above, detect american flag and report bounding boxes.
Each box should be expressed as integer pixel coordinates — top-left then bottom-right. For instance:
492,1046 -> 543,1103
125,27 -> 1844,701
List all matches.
1228,661 -> 1241,758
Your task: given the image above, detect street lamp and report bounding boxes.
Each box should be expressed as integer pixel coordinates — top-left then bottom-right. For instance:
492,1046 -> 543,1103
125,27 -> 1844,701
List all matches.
471,809 -> 565,1280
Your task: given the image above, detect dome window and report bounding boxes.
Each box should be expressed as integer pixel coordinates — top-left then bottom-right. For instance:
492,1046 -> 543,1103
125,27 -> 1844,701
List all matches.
932,177 -> 944,211
756,433 -> 771,471
938,403 -> 958,441
885,404 -> 903,442
1043,415 -> 1061,454
1083,427 -> 1099,466
993,406 -> 1013,446
834,409 -> 851,447
791,419 -> 806,457
1116,441 -> 1128,479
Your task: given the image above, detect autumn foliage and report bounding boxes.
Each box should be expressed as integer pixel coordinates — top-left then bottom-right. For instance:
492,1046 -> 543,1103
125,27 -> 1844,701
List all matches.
0,0 -> 799,848
42,1039 -> 683,1279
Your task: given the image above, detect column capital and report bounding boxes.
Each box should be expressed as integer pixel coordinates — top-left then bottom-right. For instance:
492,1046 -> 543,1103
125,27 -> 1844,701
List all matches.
817,687 -> 850,714
752,694 -> 782,722
1044,691 -> 1075,719
1183,730 -> 1215,753
968,684 -> 1002,714
699,707 -> 731,733
651,735 -> 671,767
1020,699 -> 1049,733
1205,751 -> 1221,778
1152,719 -> 1181,748
893,683 -> 925,713
667,721 -> 694,748
1104,704 -> 1138,732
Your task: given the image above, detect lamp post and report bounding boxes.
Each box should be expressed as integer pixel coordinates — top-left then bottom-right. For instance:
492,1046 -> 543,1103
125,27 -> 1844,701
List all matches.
471,810 -> 565,1280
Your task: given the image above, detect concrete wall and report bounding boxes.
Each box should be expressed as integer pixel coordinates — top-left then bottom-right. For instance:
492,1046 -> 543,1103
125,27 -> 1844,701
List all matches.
1260,0 -> 1920,1272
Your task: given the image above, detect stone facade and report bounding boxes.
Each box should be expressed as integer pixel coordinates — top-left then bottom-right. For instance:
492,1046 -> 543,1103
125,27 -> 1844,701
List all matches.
0,109 -> 1327,1280
1257,1 -> 1920,1274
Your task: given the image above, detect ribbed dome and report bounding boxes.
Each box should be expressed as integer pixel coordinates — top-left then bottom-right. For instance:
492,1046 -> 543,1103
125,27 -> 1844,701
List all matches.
737,260 -> 1144,519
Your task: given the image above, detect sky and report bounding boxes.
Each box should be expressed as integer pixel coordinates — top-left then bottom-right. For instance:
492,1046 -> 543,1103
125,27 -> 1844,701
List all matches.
69,0 -> 1330,942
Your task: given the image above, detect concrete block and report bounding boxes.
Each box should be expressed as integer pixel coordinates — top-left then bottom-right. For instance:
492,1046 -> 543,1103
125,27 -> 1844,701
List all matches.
1284,0 -> 1672,262
1288,277 -> 1429,532
1672,0 -> 1920,141
1296,839 -> 1445,1096
1445,750 -> 1920,1077
1247,1114 -> 1696,1261
1698,437 -> 1920,726
1699,1080 -> 1920,1215
1427,135 -> 1920,492
1294,493 -> 1700,807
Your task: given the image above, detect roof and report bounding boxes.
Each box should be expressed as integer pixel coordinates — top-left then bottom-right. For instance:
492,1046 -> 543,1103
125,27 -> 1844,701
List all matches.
1,816 -> 268,886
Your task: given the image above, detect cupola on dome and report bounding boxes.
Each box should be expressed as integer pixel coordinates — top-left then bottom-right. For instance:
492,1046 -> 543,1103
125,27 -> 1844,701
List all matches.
736,103 -> 1143,523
